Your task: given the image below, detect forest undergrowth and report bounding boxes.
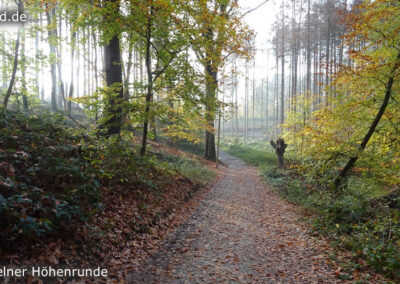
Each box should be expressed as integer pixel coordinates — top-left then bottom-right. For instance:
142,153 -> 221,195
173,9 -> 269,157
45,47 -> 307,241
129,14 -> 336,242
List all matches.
225,141 -> 400,281
0,108 -> 216,283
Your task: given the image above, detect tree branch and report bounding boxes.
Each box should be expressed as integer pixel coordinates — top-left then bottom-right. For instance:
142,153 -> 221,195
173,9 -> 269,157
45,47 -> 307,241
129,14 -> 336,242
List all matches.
333,52 -> 400,190
240,0 -> 270,19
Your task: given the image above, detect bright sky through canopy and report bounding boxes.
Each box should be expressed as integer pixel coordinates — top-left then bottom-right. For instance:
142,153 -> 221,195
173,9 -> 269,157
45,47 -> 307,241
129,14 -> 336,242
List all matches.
241,0 -> 278,77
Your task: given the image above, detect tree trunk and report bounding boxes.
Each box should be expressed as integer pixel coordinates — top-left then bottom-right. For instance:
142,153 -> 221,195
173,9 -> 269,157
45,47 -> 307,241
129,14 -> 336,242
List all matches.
325,19 -> 331,106
46,5 -> 58,112
35,7 -> 40,101
3,0 -> 23,108
124,31 -> 134,101
76,31 -> 80,98
21,28 -> 28,111
57,53 -> 66,111
83,29 -> 87,97
204,61 -> 217,161
266,75 -> 269,133
261,78 -> 264,129
92,28 -> 99,121
306,0 -> 311,93
102,0 -> 124,136
252,55 -> 255,139
275,49 -> 279,132
3,28 -> 21,108
333,52 -> 400,190
234,59 -> 239,141
230,65 -> 234,138
1,33 -> 7,91
68,29 -> 76,115
202,23 -> 218,161
141,4 -> 154,156
280,0 -> 285,128
57,9 -> 65,110
244,59 -> 249,140
270,138 -> 287,169
40,12 -> 45,101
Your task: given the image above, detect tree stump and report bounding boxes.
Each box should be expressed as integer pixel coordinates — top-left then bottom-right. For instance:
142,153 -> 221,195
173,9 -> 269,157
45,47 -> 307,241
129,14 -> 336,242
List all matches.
270,138 -> 287,169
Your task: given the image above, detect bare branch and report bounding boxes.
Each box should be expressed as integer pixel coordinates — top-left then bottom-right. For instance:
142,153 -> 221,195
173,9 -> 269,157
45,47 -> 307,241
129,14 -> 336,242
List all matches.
240,0 -> 270,19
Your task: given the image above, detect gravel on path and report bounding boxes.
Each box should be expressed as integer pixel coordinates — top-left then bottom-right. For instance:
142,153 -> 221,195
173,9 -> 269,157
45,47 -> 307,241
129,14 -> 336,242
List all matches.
129,151 -> 340,283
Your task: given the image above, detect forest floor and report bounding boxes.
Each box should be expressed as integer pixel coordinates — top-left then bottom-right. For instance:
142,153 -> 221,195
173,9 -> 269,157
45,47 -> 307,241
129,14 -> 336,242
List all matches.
129,151 -> 343,283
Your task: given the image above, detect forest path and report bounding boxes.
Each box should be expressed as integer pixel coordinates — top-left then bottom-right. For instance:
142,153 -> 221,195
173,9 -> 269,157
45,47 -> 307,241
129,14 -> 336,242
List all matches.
129,151 -> 339,283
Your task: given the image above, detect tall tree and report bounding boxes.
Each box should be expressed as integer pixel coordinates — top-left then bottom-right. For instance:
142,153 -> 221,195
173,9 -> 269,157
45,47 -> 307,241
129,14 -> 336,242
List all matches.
126,0 -> 186,155
45,2 -> 58,112
180,0 -> 252,161
280,0 -> 285,127
332,1 -> 400,189
3,1 -> 23,109
20,26 -> 28,111
68,21 -> 76,115
101,0 -> 124,136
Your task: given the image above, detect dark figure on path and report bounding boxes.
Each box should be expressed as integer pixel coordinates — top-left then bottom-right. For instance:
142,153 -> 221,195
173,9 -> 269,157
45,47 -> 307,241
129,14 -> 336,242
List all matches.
270,138 -> 287,169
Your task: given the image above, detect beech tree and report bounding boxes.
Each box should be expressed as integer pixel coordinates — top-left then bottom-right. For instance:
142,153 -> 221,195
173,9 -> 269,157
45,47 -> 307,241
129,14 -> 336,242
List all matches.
332,0 -> 400,190
284,0 -> 400,191
3,0 -> 23,109
1,0 -> 254,157
180,0 -> 252,161
101,0 -> 124,136
126,0 -> 186,155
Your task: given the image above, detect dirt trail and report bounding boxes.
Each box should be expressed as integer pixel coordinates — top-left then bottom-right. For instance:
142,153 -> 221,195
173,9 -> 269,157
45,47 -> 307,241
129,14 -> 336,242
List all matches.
129,151 -> 339,283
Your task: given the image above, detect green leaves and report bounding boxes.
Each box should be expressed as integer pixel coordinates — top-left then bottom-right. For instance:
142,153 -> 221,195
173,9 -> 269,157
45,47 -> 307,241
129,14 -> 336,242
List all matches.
283,0 -> 400,189
0,108 -> 101,239
279,1 -> 400,278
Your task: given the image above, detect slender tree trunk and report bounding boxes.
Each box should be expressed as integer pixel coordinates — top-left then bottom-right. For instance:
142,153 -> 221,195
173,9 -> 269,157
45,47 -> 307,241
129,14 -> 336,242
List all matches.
234,59 -> 239,141
252,55 -> 255,139
3,28 -> 21,108
68,29 -> 76,115
280,50 -> 285,127
124,32 -> 134,100
57,52 -> 66,111
21,28 -> 28,111
313,41 -> 318,108
46,5 -> 58,112
222,86 -> 225,139
93,29 -> 99,121
35,8 -> 40,101
325,20 -> 331,106
141,4 -> 154,156
318,40 -> 322,104
88,27 -> 92,97
57,8 -> 66,110
280,0 -> 285,128
230,62 -> 234,138
275,55 -> 279,131
244,60 -> 249,140
40,12 -> 45,101
83,29 -> 87,97
261,78 -> 264,130
76,32 -> 80,98
1,33 -> 7,91
306,0 -> 311,93
216,110 -> 222,166
266,75 -> 269,133
333,52 -> 400,190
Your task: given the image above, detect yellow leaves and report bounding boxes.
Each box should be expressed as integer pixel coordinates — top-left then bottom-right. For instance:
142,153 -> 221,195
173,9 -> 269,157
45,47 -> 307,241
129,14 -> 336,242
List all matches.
281,0 -> 400,187
161,105 -> 207,144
